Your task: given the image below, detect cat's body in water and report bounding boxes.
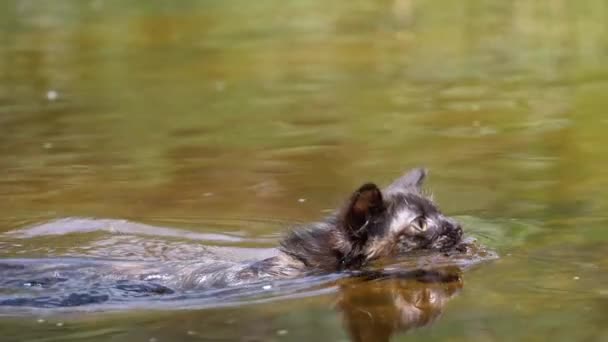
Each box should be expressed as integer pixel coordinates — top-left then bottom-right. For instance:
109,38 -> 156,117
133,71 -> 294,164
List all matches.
0,168 -> 475,308
235,168 -> 464,280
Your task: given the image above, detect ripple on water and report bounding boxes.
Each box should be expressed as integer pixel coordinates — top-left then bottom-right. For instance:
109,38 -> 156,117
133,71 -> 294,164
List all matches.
0,216 -> 499,314
2,217 -> 281,243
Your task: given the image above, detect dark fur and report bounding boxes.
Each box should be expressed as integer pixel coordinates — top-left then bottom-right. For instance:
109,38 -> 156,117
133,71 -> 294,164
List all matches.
244,168 -> 463,278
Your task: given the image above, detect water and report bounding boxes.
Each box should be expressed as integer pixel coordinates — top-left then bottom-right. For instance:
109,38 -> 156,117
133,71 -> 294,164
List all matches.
1,0 -> 608,341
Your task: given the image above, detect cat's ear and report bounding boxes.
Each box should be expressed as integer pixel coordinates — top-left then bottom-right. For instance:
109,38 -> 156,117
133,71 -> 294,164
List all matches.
341,183 -> 384,239
388,168 -> 427,192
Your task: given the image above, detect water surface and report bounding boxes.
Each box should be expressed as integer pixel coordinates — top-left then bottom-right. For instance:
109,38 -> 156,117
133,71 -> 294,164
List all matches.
1,0 -> 608,341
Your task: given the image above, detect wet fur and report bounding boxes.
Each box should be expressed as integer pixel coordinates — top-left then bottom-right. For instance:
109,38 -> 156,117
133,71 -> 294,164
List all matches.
244,168 -> 463,278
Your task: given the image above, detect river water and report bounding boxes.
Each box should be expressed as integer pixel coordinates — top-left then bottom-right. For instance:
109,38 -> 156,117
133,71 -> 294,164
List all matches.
1,1 -> 608,341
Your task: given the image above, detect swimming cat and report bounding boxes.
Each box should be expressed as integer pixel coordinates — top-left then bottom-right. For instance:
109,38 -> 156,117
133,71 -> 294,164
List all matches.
236,168 -> 463,279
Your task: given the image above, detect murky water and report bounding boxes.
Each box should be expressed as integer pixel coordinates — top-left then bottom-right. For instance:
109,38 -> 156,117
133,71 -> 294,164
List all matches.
1,0 -> 608,341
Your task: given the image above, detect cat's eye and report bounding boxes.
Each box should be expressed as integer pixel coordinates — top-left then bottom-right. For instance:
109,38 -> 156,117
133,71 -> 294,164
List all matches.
412,217 -> 427,232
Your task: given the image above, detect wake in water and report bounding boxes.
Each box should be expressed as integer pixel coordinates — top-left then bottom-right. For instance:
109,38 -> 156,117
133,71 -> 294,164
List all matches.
0,217 -> 497,314
0,217 -> 286,312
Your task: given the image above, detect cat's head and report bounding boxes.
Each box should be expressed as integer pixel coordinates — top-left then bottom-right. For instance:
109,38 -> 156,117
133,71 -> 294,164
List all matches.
339,168 -> 463,263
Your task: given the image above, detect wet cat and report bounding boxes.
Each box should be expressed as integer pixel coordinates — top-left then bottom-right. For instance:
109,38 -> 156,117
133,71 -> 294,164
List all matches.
236,168 -> 463,279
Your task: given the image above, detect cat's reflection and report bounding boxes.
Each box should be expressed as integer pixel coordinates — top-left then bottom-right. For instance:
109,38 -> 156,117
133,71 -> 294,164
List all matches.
337,267 -> 463,342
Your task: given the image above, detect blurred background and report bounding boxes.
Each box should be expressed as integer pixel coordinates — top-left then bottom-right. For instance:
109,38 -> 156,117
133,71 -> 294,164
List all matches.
1,0 -> 608,341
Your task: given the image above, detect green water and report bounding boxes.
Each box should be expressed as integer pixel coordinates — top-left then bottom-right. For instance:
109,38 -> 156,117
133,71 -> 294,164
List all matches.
1,0 -> 608,341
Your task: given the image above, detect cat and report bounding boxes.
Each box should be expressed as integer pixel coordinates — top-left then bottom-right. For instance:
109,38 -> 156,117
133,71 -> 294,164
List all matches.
235,168 -> 463,279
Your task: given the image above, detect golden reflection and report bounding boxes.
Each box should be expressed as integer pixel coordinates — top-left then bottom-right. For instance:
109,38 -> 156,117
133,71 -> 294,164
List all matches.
337,267 -> 463,342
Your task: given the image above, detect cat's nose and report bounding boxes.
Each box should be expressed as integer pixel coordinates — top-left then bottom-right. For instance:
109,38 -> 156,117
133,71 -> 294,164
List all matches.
444,219 -> 462,237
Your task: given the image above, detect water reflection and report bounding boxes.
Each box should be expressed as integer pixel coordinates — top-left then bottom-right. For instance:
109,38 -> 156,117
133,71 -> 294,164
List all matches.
339,267 -> 462,342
